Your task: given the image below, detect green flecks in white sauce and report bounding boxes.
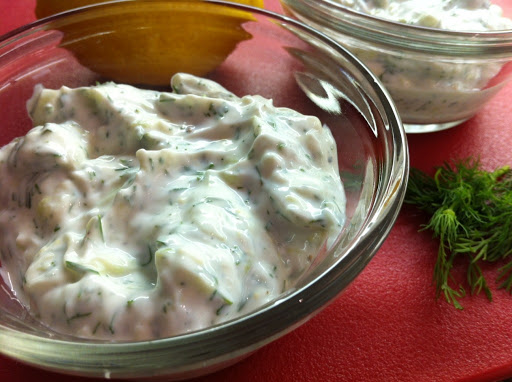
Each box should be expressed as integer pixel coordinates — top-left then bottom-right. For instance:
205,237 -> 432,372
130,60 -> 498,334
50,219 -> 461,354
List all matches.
0,73 -> 345,340
330,0 -> 512,123
337,0 -> 512,31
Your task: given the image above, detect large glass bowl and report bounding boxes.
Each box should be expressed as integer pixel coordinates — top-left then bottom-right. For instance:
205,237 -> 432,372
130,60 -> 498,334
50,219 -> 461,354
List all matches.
0,0 -> 408,380
280,0 -> 512,133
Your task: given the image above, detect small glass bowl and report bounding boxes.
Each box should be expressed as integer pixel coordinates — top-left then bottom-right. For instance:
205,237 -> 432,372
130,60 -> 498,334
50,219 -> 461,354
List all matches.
280,0 -> 512,133
0,0 -> 408,379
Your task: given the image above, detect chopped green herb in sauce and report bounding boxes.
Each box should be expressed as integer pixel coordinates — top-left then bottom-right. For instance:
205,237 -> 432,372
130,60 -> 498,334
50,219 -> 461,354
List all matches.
0,73 -> 346,340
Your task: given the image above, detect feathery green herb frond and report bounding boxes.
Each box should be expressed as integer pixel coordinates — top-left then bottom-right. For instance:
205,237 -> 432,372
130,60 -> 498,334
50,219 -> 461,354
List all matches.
405,158 -> 512,309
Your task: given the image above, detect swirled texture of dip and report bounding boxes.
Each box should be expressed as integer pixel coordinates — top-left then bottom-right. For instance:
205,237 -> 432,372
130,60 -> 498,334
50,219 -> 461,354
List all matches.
338,0 -> 512,31
329,0 -> 512,124
0,73 -> 345,340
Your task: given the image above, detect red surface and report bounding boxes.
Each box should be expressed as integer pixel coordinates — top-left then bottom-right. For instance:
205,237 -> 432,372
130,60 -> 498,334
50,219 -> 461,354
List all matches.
1,1 -> 512,381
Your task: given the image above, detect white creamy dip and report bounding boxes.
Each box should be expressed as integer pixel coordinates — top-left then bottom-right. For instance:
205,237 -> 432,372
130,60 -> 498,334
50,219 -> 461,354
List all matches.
328,0 -> 512,126
0,73 -> 345,340
338,0 -> 512,31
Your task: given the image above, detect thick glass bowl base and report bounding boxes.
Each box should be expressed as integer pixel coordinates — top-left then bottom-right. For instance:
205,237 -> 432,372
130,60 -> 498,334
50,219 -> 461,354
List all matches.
404,119 -> 469,134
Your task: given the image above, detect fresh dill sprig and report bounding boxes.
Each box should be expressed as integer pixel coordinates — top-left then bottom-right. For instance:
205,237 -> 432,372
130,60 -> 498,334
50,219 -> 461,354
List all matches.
404,157 -> 512,309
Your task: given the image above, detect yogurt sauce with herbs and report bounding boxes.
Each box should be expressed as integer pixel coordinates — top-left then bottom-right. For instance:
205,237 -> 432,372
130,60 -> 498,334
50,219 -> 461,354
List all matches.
338,0 -> 512,31
0,73 -> 345,340
330,0 -> 512,124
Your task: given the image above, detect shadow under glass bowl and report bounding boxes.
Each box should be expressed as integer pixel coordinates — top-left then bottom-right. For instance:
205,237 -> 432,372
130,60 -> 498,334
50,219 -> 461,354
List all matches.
0,0 -> 408,379
280,0 -> 512,133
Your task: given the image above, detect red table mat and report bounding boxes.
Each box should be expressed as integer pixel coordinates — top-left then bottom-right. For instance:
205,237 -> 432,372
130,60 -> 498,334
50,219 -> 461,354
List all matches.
1,1 -> 512,381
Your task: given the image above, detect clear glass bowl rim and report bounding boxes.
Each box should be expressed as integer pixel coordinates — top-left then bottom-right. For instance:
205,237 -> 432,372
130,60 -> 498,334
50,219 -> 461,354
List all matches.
280,0 -> 512,56
0,0 -> 408,378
